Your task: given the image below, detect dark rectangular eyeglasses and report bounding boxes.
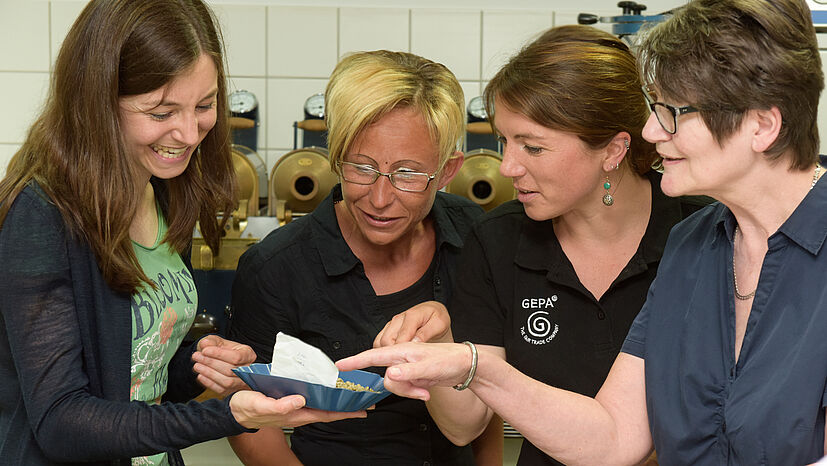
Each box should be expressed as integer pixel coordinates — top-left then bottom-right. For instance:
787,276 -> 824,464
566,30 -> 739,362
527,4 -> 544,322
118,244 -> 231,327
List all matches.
642,84 -> 699,134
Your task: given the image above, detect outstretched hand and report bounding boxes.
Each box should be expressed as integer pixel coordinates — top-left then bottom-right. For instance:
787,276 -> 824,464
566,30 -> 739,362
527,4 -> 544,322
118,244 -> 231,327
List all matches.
229,391 -> 366,429
336,342 -> 473,401
192,335 -> 257,397
374,301 -> 453,348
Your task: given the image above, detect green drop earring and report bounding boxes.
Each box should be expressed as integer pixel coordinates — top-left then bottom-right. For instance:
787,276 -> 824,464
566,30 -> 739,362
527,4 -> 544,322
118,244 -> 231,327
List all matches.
602,139 -> 629,207
602,176 -> 614,206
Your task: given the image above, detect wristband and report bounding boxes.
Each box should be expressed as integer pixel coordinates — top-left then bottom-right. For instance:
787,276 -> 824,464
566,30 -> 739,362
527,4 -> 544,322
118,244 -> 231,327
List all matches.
453,341 -> 477,391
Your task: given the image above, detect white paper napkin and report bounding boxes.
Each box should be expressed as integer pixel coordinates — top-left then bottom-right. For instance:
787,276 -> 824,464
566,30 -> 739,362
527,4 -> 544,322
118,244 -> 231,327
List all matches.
269,332 -> 339,388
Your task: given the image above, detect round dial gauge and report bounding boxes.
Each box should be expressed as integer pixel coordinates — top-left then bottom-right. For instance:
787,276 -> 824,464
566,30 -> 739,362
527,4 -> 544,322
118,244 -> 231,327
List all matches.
229,90 -> 258,114
468,95 -> 488,120
304,93 -> 326,119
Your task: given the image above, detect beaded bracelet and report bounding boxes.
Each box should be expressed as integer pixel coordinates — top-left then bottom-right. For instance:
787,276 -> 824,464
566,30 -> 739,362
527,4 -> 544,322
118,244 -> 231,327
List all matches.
453,341 -> 478,391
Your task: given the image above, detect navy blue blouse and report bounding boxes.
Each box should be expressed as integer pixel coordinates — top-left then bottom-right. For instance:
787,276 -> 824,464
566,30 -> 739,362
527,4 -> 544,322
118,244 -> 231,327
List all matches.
622,176 -> 827,465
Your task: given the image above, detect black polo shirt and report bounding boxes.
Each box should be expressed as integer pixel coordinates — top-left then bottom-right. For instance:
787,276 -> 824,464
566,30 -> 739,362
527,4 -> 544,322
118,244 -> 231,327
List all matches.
451,171 -> 705,466
228,185 -> 482,466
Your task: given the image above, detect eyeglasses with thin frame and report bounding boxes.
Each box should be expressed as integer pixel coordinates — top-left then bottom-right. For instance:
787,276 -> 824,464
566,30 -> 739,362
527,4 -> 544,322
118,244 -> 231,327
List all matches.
642,85 -> 699,134
338,161 -> 437,192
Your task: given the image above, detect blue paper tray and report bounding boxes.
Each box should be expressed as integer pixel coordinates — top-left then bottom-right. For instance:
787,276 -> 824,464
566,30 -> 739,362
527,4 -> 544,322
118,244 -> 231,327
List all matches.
233,363 -> 391,412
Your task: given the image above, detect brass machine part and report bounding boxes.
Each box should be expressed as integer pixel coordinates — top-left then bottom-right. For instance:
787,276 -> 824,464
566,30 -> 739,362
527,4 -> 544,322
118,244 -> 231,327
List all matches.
232,147 -> 259,218
295,119 -> 327,132
190,228 -> 258,271
230,116 -> 256,129
446,148 -> 515,211
268,147 -> 338,225
190,148 -> 261,271
466,121 -> 494,134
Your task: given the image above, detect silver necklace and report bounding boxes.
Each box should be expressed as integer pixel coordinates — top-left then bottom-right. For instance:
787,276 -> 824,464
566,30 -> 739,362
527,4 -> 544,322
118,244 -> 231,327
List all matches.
732,164 -> 822,300
732,225 -> 756,300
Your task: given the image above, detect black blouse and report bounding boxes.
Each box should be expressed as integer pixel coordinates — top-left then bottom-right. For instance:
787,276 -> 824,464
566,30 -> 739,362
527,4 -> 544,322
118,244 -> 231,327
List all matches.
451,171 -> 706,466
228,185 -> 483,466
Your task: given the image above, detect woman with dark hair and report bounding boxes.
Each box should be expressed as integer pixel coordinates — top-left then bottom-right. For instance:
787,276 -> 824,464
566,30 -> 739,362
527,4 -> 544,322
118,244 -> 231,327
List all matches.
0,1 -> 359,464
343,0 -> 827,464
369,25 -> 705,466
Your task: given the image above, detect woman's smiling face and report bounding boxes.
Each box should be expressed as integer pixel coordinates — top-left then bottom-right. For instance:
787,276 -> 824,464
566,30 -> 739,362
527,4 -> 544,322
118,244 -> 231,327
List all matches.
641,88 -> 750,200
337,106 -> 447,247
119,53 -> 218,184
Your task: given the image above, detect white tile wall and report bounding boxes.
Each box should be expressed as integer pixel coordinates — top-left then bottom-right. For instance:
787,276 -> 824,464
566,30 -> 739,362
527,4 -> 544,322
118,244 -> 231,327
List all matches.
411,9 -> 481,81
0,2 -> 50,72
339,8 -> 409,56
0,72 -> 50,144
481,10 -> 554,80
212,4 -> 268,77
268,6 -> 338,77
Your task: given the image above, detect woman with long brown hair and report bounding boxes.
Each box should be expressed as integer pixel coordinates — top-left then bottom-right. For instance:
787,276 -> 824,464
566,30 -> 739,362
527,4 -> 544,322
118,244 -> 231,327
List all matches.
0,1 -> 359,464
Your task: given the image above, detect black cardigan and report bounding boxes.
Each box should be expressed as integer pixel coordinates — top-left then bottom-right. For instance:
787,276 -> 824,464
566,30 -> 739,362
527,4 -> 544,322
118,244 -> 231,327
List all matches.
0,181 -> 247,465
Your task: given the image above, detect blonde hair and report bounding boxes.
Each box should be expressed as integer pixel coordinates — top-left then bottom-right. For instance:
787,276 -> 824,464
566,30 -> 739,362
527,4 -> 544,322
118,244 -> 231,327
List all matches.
325,50 -> 464,174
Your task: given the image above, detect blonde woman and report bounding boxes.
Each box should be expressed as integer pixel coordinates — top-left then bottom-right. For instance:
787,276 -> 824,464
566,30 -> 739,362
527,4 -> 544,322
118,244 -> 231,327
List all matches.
227,51 -> 486,465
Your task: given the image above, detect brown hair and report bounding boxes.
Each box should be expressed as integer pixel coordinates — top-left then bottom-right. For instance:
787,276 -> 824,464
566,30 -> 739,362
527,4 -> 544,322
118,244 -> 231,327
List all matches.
326,50 -> 465,174
638,0 -> 822,169
0,0 -> 236,294
484,25 -> 658,175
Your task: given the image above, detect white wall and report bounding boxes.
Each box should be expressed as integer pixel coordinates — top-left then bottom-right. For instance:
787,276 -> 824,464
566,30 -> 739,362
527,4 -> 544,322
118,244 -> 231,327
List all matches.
0,0 -> 685,178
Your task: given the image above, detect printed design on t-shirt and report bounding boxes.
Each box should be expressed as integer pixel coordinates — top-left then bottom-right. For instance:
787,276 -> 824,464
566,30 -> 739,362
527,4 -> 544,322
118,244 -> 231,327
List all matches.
130,307 -> 177,400
160,306 -> 177,344
130,266 -> 196,401
519,295 -> 559,345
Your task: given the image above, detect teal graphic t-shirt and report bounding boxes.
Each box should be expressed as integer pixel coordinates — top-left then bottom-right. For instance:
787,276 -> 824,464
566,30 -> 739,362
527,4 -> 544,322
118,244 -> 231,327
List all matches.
130,208 -> 197,466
